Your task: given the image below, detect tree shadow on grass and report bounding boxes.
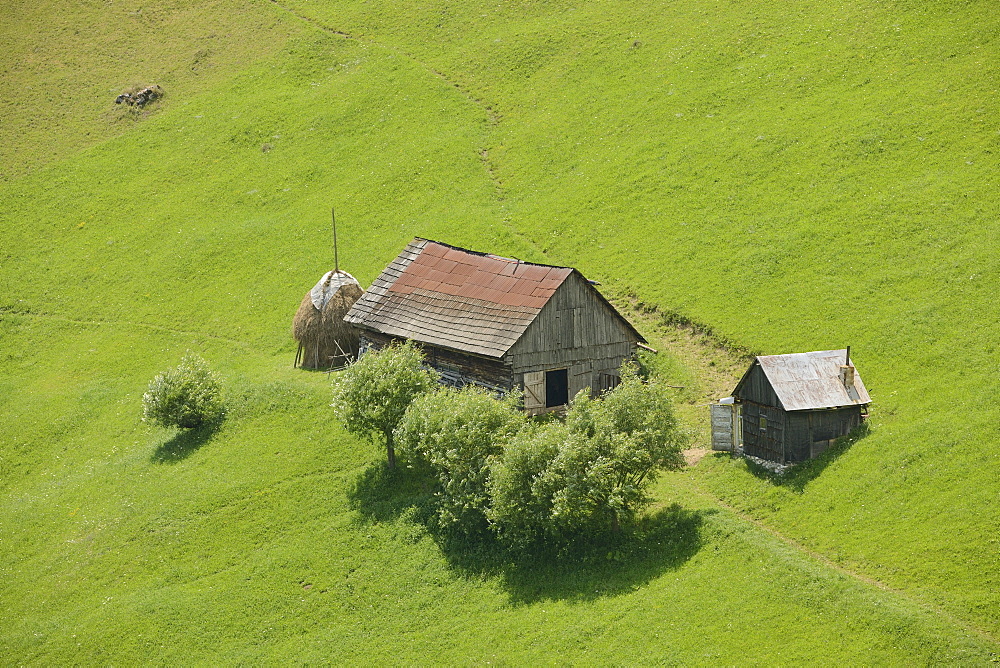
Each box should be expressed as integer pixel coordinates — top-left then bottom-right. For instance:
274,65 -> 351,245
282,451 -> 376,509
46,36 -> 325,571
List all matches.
346,460 -> 435,525
346,463 -> 710,604
150,419 -> 223,464
745,422 -> 871,493
438,504 -> 713,605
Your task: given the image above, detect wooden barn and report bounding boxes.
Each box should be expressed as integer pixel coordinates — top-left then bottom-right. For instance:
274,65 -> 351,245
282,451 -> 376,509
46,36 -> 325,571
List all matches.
730,349 -> 871,464
343,238 -> 646,414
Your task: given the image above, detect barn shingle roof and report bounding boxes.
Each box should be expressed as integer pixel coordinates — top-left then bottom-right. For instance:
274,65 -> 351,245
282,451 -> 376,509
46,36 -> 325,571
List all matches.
738,349 -> 871,411
344,238 -> 578,358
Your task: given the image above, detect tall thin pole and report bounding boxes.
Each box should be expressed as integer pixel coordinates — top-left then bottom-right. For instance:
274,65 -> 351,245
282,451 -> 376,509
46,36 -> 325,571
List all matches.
332,207 -> 339,272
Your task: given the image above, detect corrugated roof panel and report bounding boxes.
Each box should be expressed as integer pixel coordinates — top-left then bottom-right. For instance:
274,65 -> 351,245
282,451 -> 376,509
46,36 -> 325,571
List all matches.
435,259 -> 459,274
508,294 -> 529,308
755,349 -> 871,411
450,261 -> 476,277
526,297 -> 547,309
488,275 -> 516,292
516,264 -> 549,281
421,243 -> 446,258
443,247 -> 471,263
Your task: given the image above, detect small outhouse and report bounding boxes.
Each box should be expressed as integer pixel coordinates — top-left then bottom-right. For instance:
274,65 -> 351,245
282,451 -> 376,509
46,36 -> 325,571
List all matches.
730,349 -> 870,464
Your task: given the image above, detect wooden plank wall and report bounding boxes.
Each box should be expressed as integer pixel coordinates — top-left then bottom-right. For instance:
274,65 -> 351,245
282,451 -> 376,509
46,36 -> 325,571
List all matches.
360,331 -> 514,392
506,273 -> 639,399
786,407 -> 863,462
736,364 -> 782,407
741,401 -> 786,462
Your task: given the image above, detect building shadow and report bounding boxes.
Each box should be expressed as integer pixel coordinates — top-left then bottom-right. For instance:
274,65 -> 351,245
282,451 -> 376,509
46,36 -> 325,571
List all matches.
745,422 -> 871,493
149,418 -> 223,464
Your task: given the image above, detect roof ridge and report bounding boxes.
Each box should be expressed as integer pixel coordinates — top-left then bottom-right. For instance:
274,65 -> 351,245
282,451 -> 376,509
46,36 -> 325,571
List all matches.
415,237 -> 574,272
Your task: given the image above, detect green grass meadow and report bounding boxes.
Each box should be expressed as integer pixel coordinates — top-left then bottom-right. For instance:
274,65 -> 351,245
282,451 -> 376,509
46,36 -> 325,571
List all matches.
2,0 -> 999,662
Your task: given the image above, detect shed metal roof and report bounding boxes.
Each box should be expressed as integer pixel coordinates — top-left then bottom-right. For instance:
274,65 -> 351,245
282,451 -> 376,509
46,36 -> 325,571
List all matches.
736,349 -> 871,411
344,238 -> 639,358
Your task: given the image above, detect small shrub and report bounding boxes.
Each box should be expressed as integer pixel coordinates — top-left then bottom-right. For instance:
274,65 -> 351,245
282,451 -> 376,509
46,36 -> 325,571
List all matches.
142,353 -> 224,429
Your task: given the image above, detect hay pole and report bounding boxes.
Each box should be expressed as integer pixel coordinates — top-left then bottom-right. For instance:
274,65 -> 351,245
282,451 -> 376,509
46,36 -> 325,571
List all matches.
332,207 -> 339,273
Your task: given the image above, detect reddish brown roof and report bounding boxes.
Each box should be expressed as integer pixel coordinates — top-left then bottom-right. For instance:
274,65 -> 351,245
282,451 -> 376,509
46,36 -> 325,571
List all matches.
344,238 -> 578,357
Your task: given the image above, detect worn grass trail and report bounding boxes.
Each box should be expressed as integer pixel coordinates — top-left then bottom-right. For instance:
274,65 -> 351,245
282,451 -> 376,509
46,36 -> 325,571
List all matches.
263,0 -> 542,259
676,466 -> 999,649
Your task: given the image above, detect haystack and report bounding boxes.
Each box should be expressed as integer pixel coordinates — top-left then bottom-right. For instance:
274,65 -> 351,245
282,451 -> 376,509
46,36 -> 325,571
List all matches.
292,270 -> 363,369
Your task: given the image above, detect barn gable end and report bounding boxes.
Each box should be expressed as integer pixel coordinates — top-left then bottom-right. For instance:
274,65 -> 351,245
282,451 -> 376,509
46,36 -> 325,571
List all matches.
507,271 -> 642,404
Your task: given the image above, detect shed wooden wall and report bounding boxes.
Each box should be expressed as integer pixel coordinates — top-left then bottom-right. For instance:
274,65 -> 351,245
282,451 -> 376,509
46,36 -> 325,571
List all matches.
736,363 -> 865,463
740,401 -> 786,462
735,364 -> 781,407
785,407 -> 863,462
506,272 -> 639,400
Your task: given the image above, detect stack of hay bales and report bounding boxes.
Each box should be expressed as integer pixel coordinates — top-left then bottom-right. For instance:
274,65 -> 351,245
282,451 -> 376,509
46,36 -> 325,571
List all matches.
292,270 -> 363,369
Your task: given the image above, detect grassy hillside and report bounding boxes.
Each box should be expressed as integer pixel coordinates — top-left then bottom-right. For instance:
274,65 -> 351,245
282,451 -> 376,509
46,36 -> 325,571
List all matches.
1,0 -> 998,662
0,0 -> 296,180
277,0 -> 1000,636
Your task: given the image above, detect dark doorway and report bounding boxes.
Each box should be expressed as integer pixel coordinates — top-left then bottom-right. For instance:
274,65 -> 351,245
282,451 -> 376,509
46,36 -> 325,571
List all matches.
545,368 -> 568,407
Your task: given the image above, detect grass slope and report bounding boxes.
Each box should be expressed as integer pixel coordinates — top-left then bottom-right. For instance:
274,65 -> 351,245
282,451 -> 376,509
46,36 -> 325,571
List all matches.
0,0 -> 298,181
277,0 -> 1000,636
1,0 -> 998,662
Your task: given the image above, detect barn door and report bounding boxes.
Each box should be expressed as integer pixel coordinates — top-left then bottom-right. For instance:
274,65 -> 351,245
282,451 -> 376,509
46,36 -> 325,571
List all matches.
545,369 -> 569,407
523,371 -> 545,414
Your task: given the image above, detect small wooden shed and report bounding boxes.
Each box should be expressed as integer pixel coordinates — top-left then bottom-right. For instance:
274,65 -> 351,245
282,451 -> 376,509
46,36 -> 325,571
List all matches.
343,238 -> 646,414
731,349 -> 871,463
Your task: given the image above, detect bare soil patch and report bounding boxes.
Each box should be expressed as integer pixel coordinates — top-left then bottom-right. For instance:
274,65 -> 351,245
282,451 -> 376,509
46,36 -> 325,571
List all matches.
683,447 -> 710,466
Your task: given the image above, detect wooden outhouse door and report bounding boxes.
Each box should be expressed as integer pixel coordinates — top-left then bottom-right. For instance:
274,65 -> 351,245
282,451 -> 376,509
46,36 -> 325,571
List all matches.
523,371 -> 545,414
711,403 -> 737,452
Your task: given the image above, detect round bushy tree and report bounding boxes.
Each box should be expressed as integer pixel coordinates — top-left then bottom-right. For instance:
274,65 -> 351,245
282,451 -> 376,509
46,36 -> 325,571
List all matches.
330,341 -> 435,469
563,365 -> 686,531
486,422 -> 567,547
142,353 -> 224,429
489,364 -> 686,543
396,386 -> 524,534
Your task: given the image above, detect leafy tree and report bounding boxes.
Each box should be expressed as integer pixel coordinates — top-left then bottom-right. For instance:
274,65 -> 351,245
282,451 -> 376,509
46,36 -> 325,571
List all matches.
396,386 -> 524,534
489,364 -> 685,542
564,365 -> 686,531
142,353 -> 224,429
486,422 -> 567,547
331,341 -> 435,469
